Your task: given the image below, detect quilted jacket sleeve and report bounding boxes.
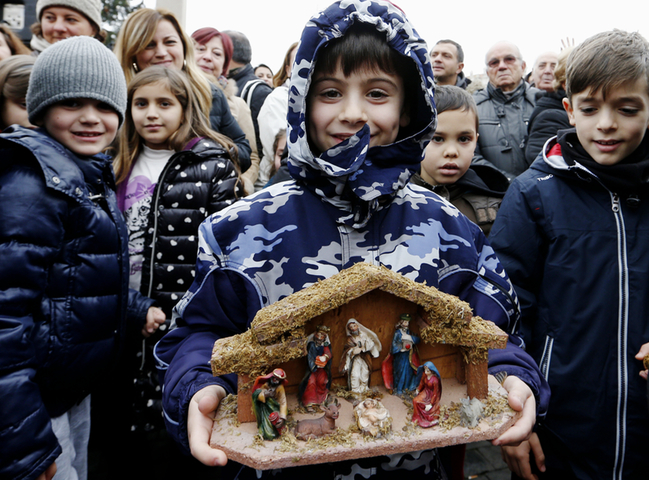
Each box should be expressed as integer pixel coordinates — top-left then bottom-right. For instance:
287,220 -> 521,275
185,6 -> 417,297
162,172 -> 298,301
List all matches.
0,164 -> 63,480
194,140 -> 241,215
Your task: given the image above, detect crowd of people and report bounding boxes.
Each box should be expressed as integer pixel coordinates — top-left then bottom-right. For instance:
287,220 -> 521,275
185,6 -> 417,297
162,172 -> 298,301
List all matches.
0,0 -> 648,480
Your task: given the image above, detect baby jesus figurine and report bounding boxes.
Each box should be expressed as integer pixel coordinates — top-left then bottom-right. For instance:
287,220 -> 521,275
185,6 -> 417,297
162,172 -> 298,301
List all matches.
354,398 -> 391,437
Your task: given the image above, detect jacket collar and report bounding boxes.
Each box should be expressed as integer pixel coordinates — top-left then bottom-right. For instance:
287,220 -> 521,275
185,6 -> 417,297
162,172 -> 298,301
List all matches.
1,126 -> 113,203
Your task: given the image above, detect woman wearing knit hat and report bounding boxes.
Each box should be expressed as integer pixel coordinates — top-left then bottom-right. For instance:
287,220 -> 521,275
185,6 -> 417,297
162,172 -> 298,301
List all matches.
192,27 -> 260,194
0,36 -> 165,480
113,8 -> 253,178
30,0 -> 106,54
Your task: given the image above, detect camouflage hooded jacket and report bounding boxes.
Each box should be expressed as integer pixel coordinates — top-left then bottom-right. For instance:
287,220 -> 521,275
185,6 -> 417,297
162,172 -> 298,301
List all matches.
155,0 -> 549,461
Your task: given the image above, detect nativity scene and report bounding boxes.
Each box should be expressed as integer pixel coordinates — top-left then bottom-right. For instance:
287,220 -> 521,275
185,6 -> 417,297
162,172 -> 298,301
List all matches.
208,263 -> 521,469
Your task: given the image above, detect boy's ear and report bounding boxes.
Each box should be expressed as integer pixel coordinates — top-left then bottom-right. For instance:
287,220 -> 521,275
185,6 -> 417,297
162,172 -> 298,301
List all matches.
562,97 -> 576,126
399,111 -> 410,128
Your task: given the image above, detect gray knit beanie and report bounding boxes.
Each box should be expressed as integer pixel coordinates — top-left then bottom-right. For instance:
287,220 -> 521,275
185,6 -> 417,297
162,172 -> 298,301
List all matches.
27,36 -> 127,125
36,0 -> 103,32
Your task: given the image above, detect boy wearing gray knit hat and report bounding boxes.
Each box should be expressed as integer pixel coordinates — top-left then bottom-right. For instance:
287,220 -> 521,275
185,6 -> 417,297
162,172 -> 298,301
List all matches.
27,35 -> 126,156
0,31 -> 164,480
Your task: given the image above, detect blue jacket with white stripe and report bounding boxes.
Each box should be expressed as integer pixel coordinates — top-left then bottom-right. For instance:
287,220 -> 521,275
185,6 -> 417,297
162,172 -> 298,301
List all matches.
490,130 -> 649,479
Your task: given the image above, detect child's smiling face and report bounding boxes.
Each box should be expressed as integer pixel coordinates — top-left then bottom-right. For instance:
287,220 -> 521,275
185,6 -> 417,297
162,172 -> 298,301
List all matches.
564,77 -> 649,166
42,98 -> 118,157
307,64 -> 409,154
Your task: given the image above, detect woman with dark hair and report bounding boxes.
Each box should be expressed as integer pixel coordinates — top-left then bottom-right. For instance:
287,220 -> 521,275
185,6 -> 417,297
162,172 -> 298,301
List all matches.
254,63 -> 273,87
193,27 -> 260,194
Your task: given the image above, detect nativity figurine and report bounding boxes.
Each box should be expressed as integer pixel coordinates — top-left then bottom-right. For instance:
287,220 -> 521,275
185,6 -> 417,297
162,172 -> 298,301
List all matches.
354,398 -> 391,437
252,368 -> 288,440
412,361 -> 442,428
294,396 -> 340,441
382,313 -> 420,395
339,318 -> 381,394
298,325 -> 332,411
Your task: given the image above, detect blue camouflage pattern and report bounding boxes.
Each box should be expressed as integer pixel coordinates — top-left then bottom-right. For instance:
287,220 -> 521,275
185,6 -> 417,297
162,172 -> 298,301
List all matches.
154,0 -> 549,467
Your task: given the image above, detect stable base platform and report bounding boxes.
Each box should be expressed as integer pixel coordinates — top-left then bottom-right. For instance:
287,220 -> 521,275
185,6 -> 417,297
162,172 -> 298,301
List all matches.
209,375 -> 520,470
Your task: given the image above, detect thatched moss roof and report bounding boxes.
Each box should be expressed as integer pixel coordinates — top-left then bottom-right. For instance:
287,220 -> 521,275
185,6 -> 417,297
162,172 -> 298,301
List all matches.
211,263 -> 507,377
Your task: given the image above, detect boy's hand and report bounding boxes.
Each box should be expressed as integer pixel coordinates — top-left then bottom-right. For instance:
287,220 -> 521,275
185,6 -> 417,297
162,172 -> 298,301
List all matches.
635,343 -> 649,380
142,306 -> 166,338
501,433 -> 546,480
188,385 -> 228,466
36,462 -> 56,480
492,376 -> 536,446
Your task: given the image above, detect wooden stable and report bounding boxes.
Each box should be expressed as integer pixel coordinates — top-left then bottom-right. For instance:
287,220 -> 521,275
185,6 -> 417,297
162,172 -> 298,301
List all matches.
211,263 -> 509,424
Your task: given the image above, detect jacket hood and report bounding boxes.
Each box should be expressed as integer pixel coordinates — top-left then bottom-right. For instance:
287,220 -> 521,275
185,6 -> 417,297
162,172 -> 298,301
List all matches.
286,0 -> 436,228
457,164 -> 510,196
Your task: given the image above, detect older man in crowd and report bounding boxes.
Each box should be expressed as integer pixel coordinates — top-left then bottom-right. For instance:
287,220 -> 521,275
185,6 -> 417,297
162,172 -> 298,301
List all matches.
529,51 -> 559,92
430,39 -> 471,89
473,41 -> 539,179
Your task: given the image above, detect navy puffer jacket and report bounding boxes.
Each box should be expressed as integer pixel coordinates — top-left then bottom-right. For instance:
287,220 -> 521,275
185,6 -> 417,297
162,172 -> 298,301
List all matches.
0,127 -> 154,480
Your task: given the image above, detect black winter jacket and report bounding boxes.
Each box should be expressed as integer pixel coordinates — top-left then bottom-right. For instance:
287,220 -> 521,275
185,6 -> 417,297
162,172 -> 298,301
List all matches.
525,89 -> 571,164
132,137 -> 240,317
113,137 -> 239,436
0,127 -> 154,480
209,83 -> 252,173
228,63 -> 272,154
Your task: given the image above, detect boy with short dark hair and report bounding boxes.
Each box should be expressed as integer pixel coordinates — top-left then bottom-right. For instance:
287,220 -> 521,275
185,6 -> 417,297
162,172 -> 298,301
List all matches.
412,85 -> 509,235
156,1 -> 548,478
490,30 -> 649,479
0,36 -> 164,480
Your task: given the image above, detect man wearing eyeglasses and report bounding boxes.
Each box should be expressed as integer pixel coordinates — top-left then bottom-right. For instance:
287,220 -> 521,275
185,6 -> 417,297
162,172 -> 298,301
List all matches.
473,41 -> 540,179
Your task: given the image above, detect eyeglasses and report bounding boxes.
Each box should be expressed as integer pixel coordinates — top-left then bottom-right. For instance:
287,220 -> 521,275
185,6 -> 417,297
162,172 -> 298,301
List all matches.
486,55 -> 520,69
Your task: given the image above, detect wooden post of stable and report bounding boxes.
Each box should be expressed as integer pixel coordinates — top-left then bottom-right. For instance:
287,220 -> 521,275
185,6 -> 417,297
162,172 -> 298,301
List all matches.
237,374 -> 256,423
465,361 -> 488,399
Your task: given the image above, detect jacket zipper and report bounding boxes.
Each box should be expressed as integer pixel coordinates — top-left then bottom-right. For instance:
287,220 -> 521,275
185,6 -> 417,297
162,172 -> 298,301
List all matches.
611,192 -> 628,480
146,157 -> 179,299
539,335 -> 554,382
140,156 -> 179,371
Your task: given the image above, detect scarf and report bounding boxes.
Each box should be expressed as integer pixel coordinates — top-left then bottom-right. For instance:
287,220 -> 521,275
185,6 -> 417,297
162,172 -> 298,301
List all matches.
29,35 -> 51,54
557,128 -> 649,196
